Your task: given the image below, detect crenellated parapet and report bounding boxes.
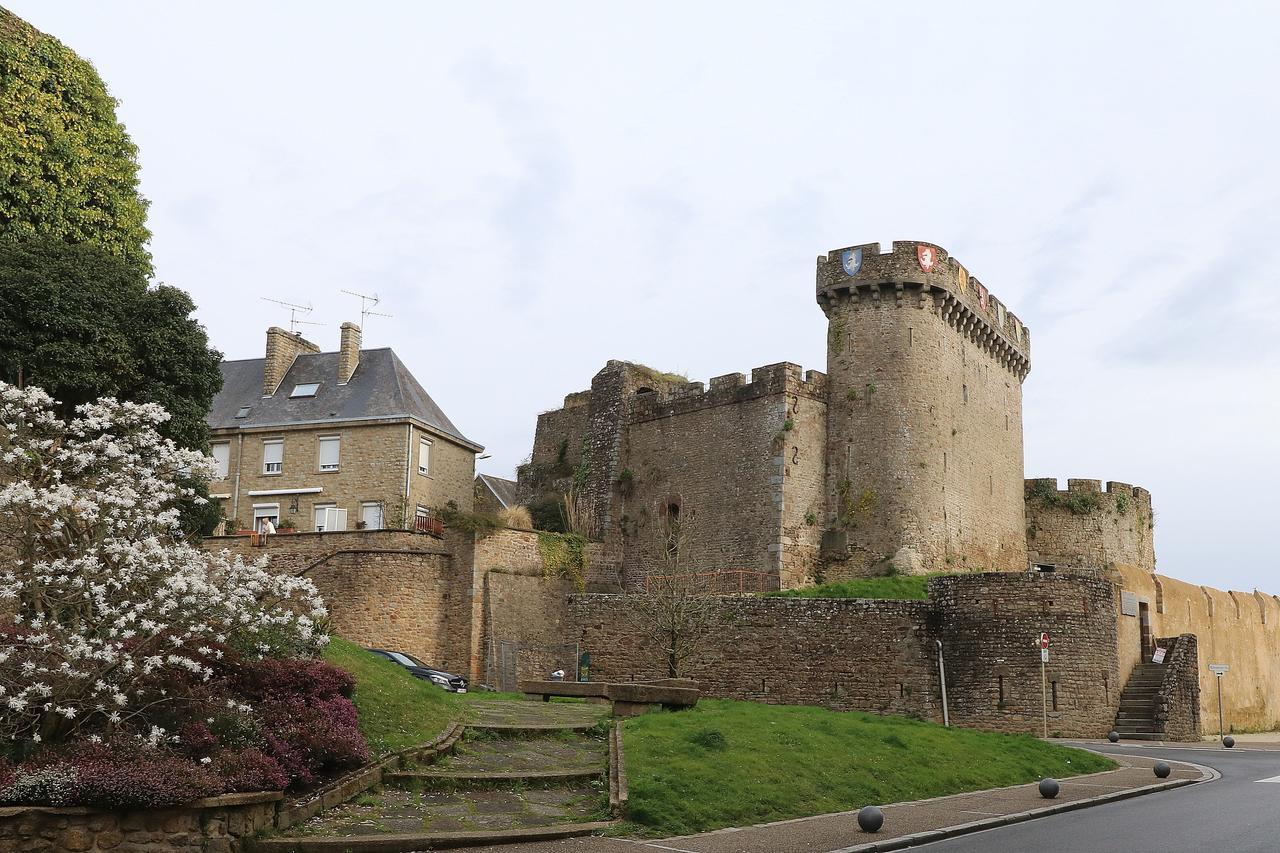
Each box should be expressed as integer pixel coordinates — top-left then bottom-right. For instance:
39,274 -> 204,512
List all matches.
628,361 -> 827,423
816,240 -> 1030,380
1025,478 -> 1156,573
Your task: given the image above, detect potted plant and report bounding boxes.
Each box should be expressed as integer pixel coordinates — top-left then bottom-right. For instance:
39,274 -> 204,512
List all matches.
277,519 -> 298,534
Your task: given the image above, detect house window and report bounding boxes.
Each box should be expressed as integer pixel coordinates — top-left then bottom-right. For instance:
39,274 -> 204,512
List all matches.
262,439 -> 284,474
361,501 -> 383,530
313,503 -> 336,531
318,436 -> 340,472
418,438 -> 432,475
235,406 -> 251,419
290,382 -> 320,398
210,442 -> 230,480
253,503 -> 279,533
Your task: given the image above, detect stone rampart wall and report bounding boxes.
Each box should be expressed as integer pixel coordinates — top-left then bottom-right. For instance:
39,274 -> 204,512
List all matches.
1025,479 -> 1155,572
1115,564 -> 1280,732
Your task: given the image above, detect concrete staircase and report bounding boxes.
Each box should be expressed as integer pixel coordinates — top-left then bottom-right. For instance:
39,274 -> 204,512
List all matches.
1113,661 -> 1166,741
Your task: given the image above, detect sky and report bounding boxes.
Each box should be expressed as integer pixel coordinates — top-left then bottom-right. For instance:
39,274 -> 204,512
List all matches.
10,1 -> 1279,592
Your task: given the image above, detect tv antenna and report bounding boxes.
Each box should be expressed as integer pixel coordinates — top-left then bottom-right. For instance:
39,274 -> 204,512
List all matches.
260,298 -> 324,334
340,289 -> 393,328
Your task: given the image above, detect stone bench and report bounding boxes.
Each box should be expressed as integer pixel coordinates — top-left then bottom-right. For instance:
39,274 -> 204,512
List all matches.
518,680 -> 700,717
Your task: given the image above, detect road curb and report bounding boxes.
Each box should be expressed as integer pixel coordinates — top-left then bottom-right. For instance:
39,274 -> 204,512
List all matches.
829,752 -> 1218,853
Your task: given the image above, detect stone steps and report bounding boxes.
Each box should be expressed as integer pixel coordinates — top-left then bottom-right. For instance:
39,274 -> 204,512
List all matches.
384,767 -> 603,787
1113,662 -> 1168,743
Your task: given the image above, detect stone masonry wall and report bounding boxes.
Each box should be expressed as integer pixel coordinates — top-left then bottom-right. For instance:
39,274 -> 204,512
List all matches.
0,793 -> 280,853
566,572 -> 1123,737
1025,479 -> 1155,572
1153,634 -> 1201,741
1115,564 -> 1280,732
617,363 -> 826,590
930,571 -> 1120,737
202,530 -> 464,671
817,241 -> 1028,578
570,594 -> 939,717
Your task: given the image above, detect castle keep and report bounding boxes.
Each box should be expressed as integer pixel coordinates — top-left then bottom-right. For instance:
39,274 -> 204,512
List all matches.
520,240 -> 1033,588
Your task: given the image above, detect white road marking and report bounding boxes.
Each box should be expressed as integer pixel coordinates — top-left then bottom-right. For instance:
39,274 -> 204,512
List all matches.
1255,774 -> 1280,783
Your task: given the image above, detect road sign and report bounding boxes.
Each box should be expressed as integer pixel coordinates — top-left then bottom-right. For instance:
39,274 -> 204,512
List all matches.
1041,648 -> 1050,663
1039,632 -> 1050,650
1209,663 -> 1229,676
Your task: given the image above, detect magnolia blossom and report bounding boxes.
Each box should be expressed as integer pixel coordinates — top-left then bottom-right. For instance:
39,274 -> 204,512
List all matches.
0,383 -> 328,747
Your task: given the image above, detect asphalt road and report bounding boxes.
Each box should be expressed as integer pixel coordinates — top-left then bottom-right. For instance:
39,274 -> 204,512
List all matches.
917,742 -> 1280,853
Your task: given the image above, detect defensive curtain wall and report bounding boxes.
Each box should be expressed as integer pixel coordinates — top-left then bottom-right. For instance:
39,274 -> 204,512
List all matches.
482,570 -> 1123,737
817,241 -> 1030,578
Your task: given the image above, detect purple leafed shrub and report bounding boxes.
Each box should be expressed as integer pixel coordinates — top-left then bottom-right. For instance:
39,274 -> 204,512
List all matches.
231,658 -> 356,702
259,695 -> 369,787
215,748 -> 289,793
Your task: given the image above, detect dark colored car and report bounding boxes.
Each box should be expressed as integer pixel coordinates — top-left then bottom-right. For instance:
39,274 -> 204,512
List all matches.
367,648 -> 468,693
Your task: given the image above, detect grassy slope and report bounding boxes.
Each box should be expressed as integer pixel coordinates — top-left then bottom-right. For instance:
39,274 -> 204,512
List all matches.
766,573 -> 944,600
322,637 -> 460,755
622,699 -> 1114,836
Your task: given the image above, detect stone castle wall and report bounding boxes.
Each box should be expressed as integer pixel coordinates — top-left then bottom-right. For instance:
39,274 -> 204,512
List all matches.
817,241 -> 1028,577
1025,479 -> 1155,572
618,363 -> 827,589
565,572 -> 1120,737
1115,564 -> 1280,732
203,530 -> 469,672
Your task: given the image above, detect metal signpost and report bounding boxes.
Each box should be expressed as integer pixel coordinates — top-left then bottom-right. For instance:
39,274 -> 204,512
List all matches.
1038,632 -> 1050,738
1209,663 -> 1230,742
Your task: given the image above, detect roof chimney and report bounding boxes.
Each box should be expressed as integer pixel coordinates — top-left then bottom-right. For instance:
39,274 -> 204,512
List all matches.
263,326 -> 320,397
338,322 -> 362,385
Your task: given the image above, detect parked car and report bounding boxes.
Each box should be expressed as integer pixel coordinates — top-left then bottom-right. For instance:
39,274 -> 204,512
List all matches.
367,649 -> 468,693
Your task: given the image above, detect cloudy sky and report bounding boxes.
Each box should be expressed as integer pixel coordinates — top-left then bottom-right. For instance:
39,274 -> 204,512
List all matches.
11,2 -> 1278,591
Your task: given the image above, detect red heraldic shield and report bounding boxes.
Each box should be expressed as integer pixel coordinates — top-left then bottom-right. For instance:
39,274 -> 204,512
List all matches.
917,244 -> 938,272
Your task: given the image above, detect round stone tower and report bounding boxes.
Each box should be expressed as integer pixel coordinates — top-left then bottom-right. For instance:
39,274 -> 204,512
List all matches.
816,241 -> 1031,576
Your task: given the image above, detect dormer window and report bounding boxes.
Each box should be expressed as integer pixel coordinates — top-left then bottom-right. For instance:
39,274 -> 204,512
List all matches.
235,406 -> 252,418
290,383 -> 320,398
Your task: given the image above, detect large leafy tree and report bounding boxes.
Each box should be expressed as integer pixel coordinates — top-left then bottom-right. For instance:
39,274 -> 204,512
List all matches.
0,8 -> 152,274
0,237 -> 223,451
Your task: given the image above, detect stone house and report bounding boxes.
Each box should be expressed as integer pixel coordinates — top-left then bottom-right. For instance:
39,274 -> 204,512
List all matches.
474,473 -> 518,516
207,324 -> 482,534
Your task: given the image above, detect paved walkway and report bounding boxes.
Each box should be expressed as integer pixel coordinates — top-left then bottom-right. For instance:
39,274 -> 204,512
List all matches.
461,748 -> 1210,853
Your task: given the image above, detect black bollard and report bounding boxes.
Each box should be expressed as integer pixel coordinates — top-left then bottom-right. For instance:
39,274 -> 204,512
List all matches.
1038,778 -> 1060,799
1153,761 -> 1171,779
857,805 -> 884,833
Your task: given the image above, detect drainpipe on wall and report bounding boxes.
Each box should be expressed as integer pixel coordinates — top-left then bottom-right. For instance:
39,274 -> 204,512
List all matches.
936,639 -> 950,727
403,424 -> 413,528
232,432 -> 244,526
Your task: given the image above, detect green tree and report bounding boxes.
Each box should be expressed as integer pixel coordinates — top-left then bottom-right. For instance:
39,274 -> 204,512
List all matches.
0,8 -> 152,273
0,236 -> 223,456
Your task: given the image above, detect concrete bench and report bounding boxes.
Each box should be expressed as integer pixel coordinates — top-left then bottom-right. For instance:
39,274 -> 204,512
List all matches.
518,680 -> 700,717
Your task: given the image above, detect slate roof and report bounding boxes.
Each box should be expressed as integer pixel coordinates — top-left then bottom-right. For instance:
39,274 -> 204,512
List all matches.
208,348 -> 482,450
476,474 -> 518,509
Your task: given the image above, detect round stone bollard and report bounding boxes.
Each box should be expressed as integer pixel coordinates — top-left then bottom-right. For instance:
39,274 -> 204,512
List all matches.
1153,761 -> 1171,779
1224,736 -> 1236,748
1038,778 -> 1060,799
857,805 -> 884,833
1108,731 -> 1120,743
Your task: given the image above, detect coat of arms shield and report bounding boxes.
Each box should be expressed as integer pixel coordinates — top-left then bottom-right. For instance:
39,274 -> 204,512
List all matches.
841,248 -> 862,276
917,245 -> 938,273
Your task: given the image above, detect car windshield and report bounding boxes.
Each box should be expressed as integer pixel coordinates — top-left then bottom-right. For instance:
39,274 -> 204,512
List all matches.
388,652 -> 427,668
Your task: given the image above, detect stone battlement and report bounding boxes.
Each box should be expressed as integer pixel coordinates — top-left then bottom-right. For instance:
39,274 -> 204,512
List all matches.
627,361 -> 827,423
815,240 -> 1030,376
1026,477 -> 1152,504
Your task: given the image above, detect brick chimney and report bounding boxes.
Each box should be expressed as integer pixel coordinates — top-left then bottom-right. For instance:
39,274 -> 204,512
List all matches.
263,326 -> 320,397
338,322 -> 362,385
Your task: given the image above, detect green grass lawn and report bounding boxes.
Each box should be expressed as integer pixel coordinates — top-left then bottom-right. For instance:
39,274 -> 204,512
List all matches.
322,637 -> 460,755
765,573 -> 946,600
621,699 -> 1114,836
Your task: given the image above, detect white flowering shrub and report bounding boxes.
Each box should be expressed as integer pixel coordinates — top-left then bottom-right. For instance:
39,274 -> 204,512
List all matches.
0,383 -> 329,754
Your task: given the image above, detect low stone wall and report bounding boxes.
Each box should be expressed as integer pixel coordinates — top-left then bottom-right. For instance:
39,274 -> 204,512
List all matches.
1154,634 -> 1201,741
0,792 -> 280,853
567,572 -> 1125,737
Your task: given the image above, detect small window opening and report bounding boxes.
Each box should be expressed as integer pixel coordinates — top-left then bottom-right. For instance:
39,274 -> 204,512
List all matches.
962,384 -> 968,403
1051,681 -> 1059,711
235,406 -> 252,418
290,382 -> 320,398
635,386 -> 655,395
998,676 -> 1005,704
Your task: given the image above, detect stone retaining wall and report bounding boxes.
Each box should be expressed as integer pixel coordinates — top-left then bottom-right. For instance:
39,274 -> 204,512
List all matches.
0,792 -> 281,853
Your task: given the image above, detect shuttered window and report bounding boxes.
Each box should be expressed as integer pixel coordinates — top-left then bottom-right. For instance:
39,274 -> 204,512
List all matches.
262,439 -> 283,474
211,443 -> 230,479
318,436 -> 340,471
